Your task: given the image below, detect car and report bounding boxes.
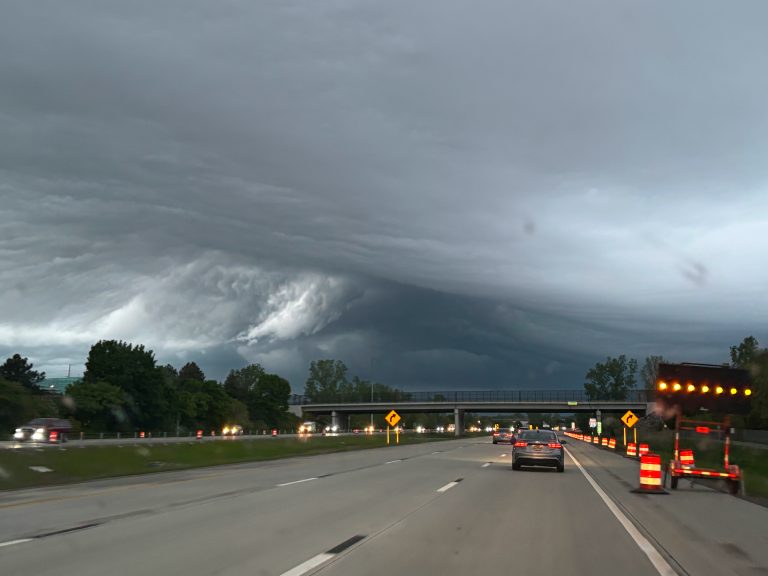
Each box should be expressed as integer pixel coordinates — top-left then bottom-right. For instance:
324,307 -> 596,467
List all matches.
222,425 -> 243,436
512,429 -> 565,472
13,418 -> 72,443
492,429 -> 515,444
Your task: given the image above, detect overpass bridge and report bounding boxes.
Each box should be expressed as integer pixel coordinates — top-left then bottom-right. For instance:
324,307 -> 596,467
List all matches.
291,389 -> 655,436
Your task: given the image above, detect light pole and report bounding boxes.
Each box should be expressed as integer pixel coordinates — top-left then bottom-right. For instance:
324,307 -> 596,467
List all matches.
370,380 -> 374,431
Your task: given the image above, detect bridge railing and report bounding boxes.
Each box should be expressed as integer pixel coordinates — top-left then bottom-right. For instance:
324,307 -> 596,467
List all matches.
290,389 -> 653,405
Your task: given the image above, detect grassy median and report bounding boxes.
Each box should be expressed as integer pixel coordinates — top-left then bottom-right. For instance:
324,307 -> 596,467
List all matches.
0,433 -> 453,491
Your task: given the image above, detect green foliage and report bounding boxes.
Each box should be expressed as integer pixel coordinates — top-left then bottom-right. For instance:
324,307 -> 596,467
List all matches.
584,355 -> 638,400
249,372 -> 291,428
305,359 -> 349,402
179,361 -> 205,382
224,363 -> 265,404
731,336 -> 760,368
83,340 -> 169,430
640,355 -> 666,391
64,380 -> 128,431
0,378 -> 35,432
0,353 -> 45,392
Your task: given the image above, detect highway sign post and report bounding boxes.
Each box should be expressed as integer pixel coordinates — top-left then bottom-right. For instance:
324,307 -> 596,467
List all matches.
385,410 -> 401,445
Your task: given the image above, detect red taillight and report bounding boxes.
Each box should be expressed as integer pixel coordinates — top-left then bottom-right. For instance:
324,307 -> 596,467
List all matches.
547,443 -> 562,449
514,441 -> 527,447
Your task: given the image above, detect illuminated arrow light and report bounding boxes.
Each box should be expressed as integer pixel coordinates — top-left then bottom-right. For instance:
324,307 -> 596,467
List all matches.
686,384 -> 696,393
658,381 -> 668,391
672,382 -> 682,392
730,387 -> 738,395
745,389 -> 752,396
715,386 -> 724,395
701,385 -> 709,393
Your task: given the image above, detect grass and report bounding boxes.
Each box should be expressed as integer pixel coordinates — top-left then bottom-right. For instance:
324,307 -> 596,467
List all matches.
0,433 -> 453,491
612,427 -> 768,499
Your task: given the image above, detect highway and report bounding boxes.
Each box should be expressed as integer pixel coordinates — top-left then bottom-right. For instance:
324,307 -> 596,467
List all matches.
1,436 -> 767,575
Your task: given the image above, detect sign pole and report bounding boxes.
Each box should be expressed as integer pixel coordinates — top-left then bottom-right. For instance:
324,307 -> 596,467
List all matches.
633,427 -> 637,445
623,426 -> 627,447
387,426 -> 390,446
396,427 -> 399,445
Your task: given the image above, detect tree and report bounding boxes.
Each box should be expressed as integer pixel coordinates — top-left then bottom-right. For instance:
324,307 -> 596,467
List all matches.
248,373 -> 291,427
731,336 -> 760,368
0,378 -> 35,431
0,354 -> 45,392
640,355 -> 666,391
83,340 -> 170,430
304,359 -> 349,402
584,355 -> 638,400
179,362 -> 205,382
224,364 -> 265,404
64,380 -> 128,431
746,350 -> 768,428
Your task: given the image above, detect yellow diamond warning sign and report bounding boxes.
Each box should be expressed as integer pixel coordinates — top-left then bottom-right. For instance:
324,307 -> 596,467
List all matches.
384,410 -> 401,427
621,410 -> 639,429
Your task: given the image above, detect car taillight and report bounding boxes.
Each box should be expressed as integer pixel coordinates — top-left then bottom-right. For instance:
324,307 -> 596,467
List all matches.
547,443 -> 562,449
514,441 -> 527,447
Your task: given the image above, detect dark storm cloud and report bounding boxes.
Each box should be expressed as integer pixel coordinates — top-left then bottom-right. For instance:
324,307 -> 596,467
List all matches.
1,1 -> 768,388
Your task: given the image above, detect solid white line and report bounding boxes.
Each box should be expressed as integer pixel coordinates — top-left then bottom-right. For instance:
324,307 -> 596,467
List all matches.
482,462 -> 491,468
276,477 -> 317,487
0,539 -> 33,548
385,459 -> 402,464
279,552 -> 335,576
565,447 -> 676,576
437,481 -> 459,493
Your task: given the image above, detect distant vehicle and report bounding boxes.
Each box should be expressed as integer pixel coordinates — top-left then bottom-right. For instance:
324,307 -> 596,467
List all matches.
13,418 -> 72,443
512,429 -> 565,472
298,421 -> 318,434
492,430 -> 514,444
222,425 -> 243,436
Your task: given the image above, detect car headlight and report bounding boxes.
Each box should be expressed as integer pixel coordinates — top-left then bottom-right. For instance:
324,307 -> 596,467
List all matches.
32,428 -> 46,440
13,429 -> 23,440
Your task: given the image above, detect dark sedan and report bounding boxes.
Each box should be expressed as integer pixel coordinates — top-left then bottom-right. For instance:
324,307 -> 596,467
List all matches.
512,429 -> 565,472
492,429 -> 515,444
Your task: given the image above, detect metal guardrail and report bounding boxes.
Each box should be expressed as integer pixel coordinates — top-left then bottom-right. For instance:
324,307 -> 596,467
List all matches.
290,389 -> 654,405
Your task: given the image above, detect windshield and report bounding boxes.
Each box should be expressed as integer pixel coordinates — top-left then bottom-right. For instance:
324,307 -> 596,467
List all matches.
2,2 -> 767,575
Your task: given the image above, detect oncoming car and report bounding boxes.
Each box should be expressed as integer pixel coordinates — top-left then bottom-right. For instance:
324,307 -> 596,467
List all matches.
222,425 -> 243,436
512,429 -> 565,472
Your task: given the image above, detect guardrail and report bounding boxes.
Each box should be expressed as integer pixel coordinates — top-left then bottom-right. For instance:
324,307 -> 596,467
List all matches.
290,389 -> 654,405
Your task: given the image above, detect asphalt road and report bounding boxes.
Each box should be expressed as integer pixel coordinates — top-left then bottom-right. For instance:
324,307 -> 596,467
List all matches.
1,436 -> 767,575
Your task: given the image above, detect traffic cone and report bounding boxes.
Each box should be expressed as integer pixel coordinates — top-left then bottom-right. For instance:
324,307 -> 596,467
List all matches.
632,454 -> 668,494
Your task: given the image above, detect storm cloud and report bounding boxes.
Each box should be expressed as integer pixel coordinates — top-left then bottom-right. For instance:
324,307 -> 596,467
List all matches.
2,1 -> 767,390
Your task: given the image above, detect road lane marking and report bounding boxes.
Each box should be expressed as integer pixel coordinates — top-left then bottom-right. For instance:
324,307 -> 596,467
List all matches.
437,478 -> 463,492
280,553 -> 334,576
565,447 -> 676,576
280,535 -> 366,576
276,477 -> 317,487
500,454 -> 507,457
431,451 -> 442,454
0,539 -> 33,548
385,459 -> 402,464
482,462 -> 491,468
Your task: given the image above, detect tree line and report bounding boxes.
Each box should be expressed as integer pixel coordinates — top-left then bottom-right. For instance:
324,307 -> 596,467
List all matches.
581,336 -> 768,429
0,340 -> 301,434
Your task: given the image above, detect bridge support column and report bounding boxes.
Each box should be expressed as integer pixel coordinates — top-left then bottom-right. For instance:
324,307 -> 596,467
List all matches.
331,411 -> 340,431
454,408 -> 464,437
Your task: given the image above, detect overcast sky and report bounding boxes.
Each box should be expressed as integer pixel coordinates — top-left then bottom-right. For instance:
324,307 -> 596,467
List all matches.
2,1 -> 767,392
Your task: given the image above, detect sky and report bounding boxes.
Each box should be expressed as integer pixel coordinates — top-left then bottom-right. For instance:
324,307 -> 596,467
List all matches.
2,1 -> 768,393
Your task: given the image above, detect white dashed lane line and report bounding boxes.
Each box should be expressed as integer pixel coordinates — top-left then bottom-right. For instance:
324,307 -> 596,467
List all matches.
436,478 -> 463,493
276,478 -> 317,487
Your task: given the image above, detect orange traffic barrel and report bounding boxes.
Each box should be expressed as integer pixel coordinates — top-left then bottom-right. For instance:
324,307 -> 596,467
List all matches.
49,430 -> 58,443
638,443 -> 649,457
196,430 -> 203,439
271,429 -> 278,436
626,442 -> 637,457
632,454 -> 668,494
608,438 -> 616,450
592,436 -> 599,444
139,431 -> 145,439
601,438 -> 608,447
680,449 -> 695,469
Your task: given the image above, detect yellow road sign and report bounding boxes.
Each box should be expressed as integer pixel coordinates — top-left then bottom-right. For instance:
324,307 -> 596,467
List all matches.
385,410 -> 401,427
621,410 -> 639,429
